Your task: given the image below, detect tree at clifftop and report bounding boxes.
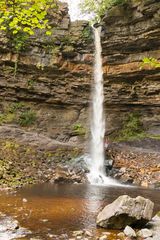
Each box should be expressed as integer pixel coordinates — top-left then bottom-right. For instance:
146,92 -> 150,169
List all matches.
81,0 -> 126,22
0,0 -> 57,51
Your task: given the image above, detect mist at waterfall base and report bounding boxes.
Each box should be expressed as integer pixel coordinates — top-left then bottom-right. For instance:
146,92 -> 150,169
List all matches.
85,27 -> 119,186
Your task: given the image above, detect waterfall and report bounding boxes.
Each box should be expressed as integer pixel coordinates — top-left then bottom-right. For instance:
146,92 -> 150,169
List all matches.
61,0 -> 120,185
91,27 -> 105,170
88,26 -> 105,183
87,26 -> 119,185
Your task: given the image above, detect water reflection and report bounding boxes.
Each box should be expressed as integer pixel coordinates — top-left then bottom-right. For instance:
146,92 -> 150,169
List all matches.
0,184 -> 159,238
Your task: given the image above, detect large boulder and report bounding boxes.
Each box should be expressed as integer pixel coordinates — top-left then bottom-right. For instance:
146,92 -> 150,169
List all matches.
96,195 -> 154,229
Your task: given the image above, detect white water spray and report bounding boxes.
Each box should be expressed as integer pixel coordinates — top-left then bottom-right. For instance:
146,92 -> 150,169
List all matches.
87,27 -> 119,185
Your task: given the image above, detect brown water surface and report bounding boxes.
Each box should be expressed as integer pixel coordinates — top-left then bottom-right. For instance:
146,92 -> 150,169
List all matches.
0,184 -> 160,239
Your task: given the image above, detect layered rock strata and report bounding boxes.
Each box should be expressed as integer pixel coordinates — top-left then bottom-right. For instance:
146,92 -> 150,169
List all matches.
102,0 -> 160,133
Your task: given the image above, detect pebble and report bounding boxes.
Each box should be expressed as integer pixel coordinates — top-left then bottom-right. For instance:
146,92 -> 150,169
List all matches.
41,219 -> 48,222
85,230 -> 93,237
72,230 -> 84,236
117,232 -> 125,239
102,232 -> 111,235
124,226 -> 136,237
99,236 -> 108,240
137,228 -> 153,238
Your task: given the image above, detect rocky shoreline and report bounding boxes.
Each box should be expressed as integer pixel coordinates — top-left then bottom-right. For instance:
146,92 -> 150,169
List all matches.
0,125 -> 86,189
0,124 -> 159,189
106,139 -> 160,189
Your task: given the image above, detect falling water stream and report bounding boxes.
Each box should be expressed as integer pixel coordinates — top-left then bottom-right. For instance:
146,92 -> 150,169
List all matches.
87,27 -> 119,185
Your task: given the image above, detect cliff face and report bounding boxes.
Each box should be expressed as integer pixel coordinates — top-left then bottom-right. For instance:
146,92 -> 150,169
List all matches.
0,0 -> 159,142
0,2 -> 93,141
102,0 -> 160,134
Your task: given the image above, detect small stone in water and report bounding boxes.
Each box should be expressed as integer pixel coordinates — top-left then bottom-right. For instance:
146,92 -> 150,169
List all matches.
137,228 -> 153,238
102,232 -> 111,235
47,233 -> 55,238
41,219 -> 48,222
76,236 -> 82,240
72,230 -> 84,236
124,226 -> 136,237
99,235 -> 108,240
85,230 -> 93,237
117,232 -> 125,239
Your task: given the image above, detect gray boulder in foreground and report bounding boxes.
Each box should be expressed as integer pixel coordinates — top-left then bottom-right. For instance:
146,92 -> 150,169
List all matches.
96,195 -> 154,229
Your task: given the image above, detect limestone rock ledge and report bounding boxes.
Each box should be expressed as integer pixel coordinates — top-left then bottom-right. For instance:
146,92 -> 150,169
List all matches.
102,0 -> 160,132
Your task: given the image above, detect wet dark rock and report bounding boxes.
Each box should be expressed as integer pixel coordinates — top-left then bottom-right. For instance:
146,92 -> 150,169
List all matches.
96,195 -> 154,229
50,164 -> 87,184
104,159 -> 114,171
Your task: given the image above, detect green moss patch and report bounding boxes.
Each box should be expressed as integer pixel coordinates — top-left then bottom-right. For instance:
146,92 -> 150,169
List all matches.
72,123 -> 86,136
0,102 -> 37,127
112,113 -> 146,142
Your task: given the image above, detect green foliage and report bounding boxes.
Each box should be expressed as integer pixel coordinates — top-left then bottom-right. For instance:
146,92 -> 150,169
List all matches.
0,102 -> 37,127
7,102 -> 25,113
0,0 -> 57,37
73,123 -> 86,136
44,43 -> 60,55
81,25 -> 92,41
0,0 -> 57,75
0,140 -> 36,188
18,110 -> 37,126
114,113 -> 146,141
27,79 -> 36,89
0,112 -> 15,124
36,62 -> 45,70
148,135 -> 160,140
81,0 -> 127,23
61,34 -> 72,45
141,57 -> 160,69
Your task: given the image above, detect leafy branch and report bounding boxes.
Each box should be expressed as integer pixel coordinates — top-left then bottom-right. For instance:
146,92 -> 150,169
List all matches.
0,0 -> 57,37
80,0 -> 127,23
0,0 -> 57,75
140,57 -> 160,69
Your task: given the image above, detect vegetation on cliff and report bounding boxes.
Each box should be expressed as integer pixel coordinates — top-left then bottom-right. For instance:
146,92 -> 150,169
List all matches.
141,57 -> 160,69
114,113 -> 146,141
81,0 -> 127,22
0,0 -> 57,51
